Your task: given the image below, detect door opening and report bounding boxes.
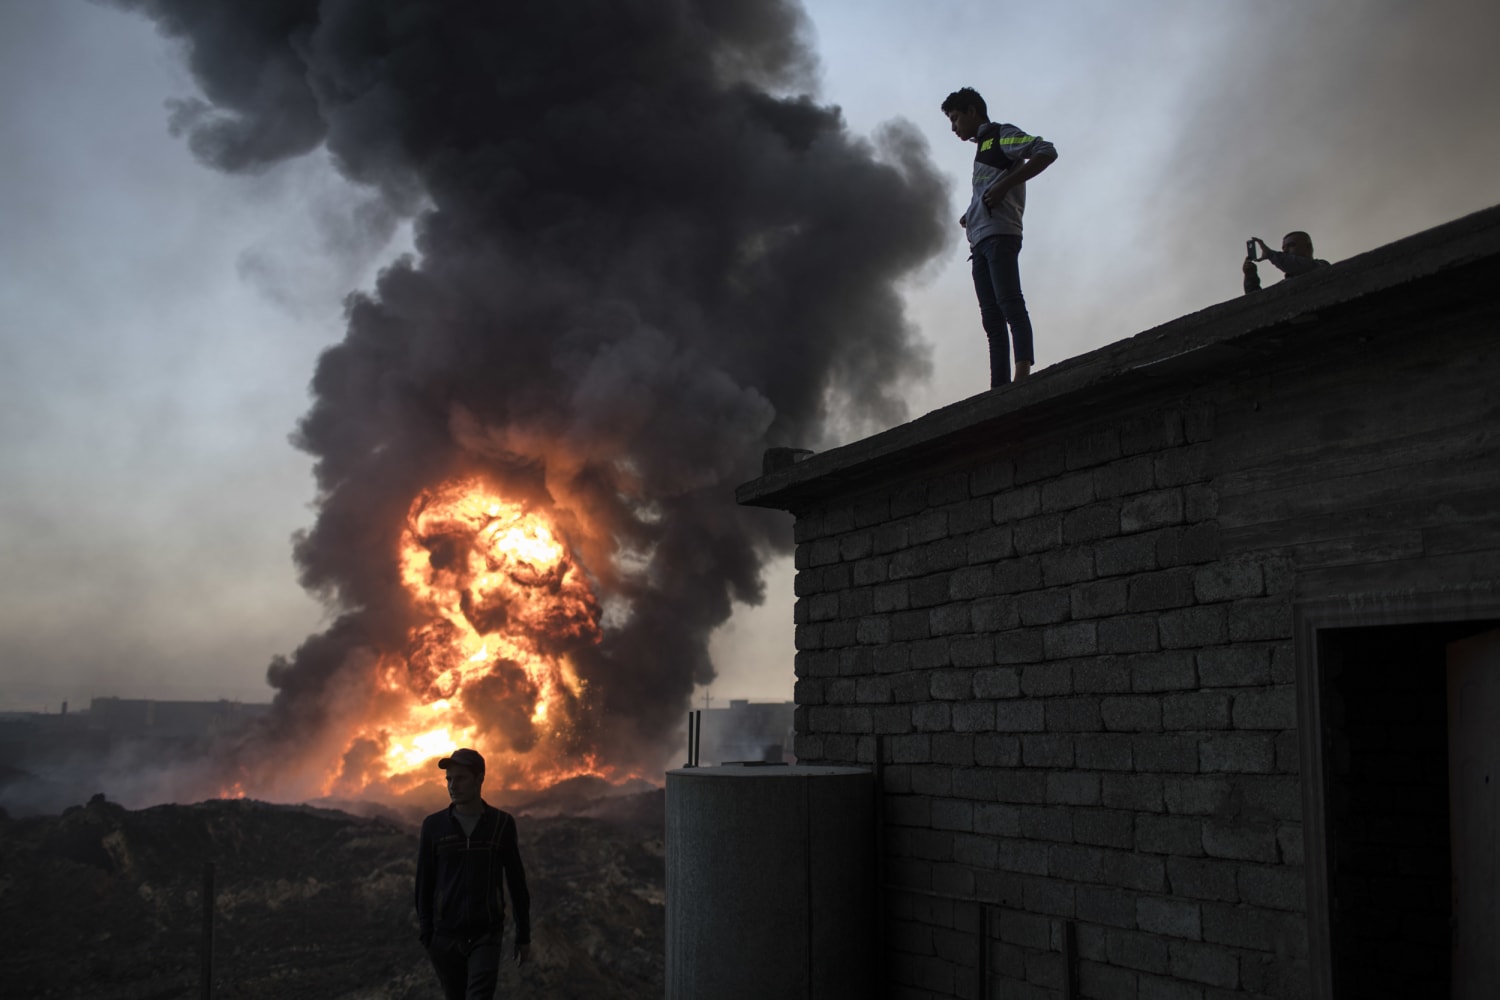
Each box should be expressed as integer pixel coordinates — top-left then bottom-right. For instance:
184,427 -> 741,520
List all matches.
1315,620 -> 1498,998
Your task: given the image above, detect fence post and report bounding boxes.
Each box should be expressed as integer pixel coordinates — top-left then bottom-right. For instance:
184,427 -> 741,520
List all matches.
200,861 -> 215,1000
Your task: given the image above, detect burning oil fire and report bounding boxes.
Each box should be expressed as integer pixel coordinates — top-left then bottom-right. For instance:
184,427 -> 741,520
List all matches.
326,478 -> 609,797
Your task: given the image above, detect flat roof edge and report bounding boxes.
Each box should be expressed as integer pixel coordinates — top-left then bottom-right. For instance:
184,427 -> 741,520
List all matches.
738,203 -> 1500,511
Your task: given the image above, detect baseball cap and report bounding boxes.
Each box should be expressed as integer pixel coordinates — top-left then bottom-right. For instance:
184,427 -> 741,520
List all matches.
438,748 -> 485,775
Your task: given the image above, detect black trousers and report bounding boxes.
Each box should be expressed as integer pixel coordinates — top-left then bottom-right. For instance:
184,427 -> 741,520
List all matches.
427,931 -> 501,1000
970,233 -> 1035,387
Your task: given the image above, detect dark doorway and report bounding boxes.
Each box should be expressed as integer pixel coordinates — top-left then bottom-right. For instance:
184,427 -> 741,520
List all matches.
1318,620 -> 1498,998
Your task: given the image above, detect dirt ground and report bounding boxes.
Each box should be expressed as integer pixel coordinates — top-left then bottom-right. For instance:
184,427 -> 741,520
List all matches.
0,790 -> 665,999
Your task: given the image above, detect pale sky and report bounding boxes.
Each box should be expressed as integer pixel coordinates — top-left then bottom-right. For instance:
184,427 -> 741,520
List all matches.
2,1 -> 1497,711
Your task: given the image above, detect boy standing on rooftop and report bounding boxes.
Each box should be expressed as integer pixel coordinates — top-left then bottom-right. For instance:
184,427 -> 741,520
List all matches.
942,86 -> 1058,388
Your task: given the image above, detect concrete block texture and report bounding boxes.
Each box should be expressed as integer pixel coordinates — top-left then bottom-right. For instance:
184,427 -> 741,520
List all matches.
1102,696 -> 1162,732
1162,692 -> 1231,730
1075,809 -> 1135,848
1202,821 -> 1279,863
1075,656 -> 1134,692
1104,851 -> 1169,893
1021,805 -> 1074,843
1127,568 -> 1197,612
1121,489 -> 1185,533
1168,940 -> 1239,988
1158,606 -> 1229,649
1065,502 -> 1124,545
1103,773 -> 1165,812
1046,697 -> 1105,732
1019,588 -> 1072,626
1230,686 -> 1296,730
1137,896 -> 1203,940
1095,454 -> 1155,498
1080,958 -> 1140,1000
1022,733 -> 1075,768
970,459 -> 1016,497
1132,652 -> 1199,692
1096,531 -> 1160,577
1193,560 -> 1264,602
1067,427 -> 1124,471
1076,885 -> 1138,929
750,209 -> 1500,999
994,700 -> 1045,732
973,667 -> 1021,699
1045,621 -> 1099,659
1196,645 -> 1271,687
1132,735 -> 1200,773
1106,927 -> 1170,973
1078,734 -> 1135,771
1137,972 -> 1207,1000
1046,771 -> 1102,806
1199,733 -> 1276,774
1042,470 -> 1097,512
992,485 -> 1042,523
1166,856 -> 1239,903
1236,863 -> 1305,910
1071,577 -> 1130,619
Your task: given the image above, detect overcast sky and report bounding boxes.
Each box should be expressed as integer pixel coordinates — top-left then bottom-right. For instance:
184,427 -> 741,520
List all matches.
2,0 -> 1497,711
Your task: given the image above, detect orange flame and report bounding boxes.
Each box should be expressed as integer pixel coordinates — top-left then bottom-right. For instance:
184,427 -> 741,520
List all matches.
326,478 -> 613,798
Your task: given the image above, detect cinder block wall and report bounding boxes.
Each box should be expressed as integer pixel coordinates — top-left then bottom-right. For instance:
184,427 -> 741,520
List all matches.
785,310 -> 1500,999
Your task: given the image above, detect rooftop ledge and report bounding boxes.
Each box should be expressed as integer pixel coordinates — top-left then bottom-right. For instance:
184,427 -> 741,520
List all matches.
738,203 -> 1500,512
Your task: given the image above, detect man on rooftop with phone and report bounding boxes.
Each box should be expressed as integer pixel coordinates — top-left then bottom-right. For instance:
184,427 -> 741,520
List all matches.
1244,231 -> 1331,294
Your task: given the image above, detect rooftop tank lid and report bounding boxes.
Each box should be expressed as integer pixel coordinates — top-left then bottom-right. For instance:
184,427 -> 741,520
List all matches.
666,764 -> 870,778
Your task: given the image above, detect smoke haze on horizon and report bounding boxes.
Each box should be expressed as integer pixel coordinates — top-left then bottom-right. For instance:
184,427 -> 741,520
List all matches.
1,1 -> 1498,736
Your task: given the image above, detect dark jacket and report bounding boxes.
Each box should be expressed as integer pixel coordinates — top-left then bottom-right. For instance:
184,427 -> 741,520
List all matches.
1244,249 -> 1331,293
415,802 -> 531,945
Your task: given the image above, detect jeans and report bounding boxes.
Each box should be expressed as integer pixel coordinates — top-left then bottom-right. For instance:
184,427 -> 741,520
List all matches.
970,234 -> 1034,387
427,931 -> 502,1000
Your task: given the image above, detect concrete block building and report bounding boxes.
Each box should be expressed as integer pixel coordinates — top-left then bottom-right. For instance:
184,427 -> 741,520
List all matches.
738,206 -> 1500,998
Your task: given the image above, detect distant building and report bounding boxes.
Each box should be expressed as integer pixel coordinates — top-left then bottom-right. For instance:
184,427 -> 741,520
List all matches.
0,705 -> 109,770
0,697 -> 270,813
697,699 -> 796,765
86,697 -> 270,740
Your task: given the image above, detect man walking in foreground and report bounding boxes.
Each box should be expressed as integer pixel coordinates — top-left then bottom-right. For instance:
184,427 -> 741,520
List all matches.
416,748 -> 531,1000
942,86 -> 1058,388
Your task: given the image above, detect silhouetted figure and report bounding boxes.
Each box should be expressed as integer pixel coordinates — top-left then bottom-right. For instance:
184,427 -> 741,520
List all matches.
942,86 -> 1058,388
416,748 -> 531,999
1244,230 -> 1331,293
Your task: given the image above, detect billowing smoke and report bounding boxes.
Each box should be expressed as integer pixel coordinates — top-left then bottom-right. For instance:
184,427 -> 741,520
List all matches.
1170,0 -> 1500,236
108,0 -> 947,796
1151,0 -> 1500,286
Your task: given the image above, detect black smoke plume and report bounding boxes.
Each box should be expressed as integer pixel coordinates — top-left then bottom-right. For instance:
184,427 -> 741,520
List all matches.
108,0 -> 947,794
1149,0 -> 1500,289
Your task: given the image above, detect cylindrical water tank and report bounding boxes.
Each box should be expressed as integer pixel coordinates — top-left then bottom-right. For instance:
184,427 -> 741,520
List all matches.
666,765 -> 873,999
